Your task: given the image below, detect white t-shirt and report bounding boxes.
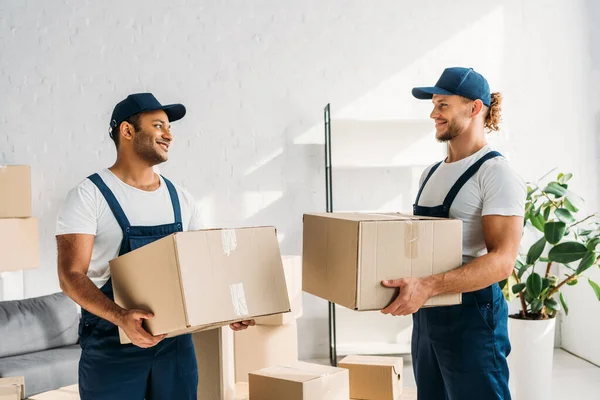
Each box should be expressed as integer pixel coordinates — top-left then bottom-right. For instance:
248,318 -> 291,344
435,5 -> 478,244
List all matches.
56,169 -> 203,288
416,145 -> 526,263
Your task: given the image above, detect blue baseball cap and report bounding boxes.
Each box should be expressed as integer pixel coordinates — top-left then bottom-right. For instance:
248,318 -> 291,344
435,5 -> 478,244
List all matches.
109,93 -> 186,138
412,67 -> 491,107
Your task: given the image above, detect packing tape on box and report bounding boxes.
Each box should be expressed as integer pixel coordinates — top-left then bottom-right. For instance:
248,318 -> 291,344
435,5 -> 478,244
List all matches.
221,229 -> 238,256
230,282 -> 249,317
404,221 -> 418,259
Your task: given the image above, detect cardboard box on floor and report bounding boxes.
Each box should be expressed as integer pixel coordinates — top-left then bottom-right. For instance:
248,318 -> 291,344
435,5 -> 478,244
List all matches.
0,165 -> 31,218
0,218 -> 38,271
193,327 -> 235,400
28,385 -> 79,400
110,226 -> 290,344
234,320 -> 298,382
249,361 -> 349,400
339,355 -> 403,400
254,255 -> 302,326
302,213 -> 462,310
0,377 -> 24,400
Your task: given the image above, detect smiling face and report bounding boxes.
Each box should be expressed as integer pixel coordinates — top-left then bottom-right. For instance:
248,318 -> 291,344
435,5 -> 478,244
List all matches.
130,109 -> 172,165
430,94 -> 475,142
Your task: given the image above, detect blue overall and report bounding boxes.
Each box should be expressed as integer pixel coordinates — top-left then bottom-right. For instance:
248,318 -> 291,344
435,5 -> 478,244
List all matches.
78,173 -> 198,400
412,151 -> 511,400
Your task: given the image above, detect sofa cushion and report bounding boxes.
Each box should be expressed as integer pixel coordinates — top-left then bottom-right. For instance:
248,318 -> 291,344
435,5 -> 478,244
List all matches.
0,344 -> 81,397
0,292 -> 79,358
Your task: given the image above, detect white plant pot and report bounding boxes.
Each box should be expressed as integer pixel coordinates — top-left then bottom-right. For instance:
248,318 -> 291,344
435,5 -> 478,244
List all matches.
507,316 -> 556,400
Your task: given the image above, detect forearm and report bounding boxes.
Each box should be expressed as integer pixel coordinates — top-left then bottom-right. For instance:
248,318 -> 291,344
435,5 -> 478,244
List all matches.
423,251 -> 514,296
60,271 -> 125,326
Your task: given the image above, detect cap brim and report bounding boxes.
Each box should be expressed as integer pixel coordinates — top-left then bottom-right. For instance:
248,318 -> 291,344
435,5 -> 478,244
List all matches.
160,104 -> 186,123
411,86 -> 456,100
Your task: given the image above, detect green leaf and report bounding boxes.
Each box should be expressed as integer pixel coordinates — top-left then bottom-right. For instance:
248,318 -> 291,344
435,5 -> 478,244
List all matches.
587,237 -> 600,252
543,182 -> 567,197
518,264 -> 532,279
544,298 -> 559,312
555,208 -> 576,223
531,298 -> 543,313
548,242 -> 588,264
560,292 -> 569,315
567,279 -> 578,286
530,212 -> 546,232
566,190 -> 584,209
589,279 -> 600,301
526,237 -> 547,265
543,206 -> 552,221
545,222 -> 567,245
542,278 -> 550,293
564,198 -> 579,212
499,279 -> 507,290
501,274 -> 519,302
526,273 -> 543,298
559,173 -> 573,184
512,283 -> 527,294
576,251 -> 597,274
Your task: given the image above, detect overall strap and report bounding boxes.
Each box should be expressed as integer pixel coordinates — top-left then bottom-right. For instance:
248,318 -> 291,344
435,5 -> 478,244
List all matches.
414,161 -> 443,206
87,173 -> 131,231
161,176 -> 182,225
442,151 -> 503,208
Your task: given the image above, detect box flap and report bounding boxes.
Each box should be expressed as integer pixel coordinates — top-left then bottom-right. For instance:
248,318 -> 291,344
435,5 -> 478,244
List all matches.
304,212 -> 443,222
339,355 -> 402,369
251,361 -> 346,383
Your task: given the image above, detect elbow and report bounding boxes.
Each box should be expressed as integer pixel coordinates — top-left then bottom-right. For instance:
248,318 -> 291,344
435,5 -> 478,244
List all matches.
499,256 -> 515,280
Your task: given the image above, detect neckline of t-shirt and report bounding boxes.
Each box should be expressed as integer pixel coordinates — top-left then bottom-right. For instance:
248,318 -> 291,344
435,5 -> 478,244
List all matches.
440,145 -> 491,169
103,168 -> 166,195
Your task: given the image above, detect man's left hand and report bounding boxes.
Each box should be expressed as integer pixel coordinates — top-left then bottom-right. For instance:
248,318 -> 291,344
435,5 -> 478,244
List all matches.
381,277 -> 432,316
229,319 -> 255,331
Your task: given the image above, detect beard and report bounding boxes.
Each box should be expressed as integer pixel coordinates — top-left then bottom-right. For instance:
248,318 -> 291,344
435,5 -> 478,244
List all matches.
436,115 -> 469,143
133,129 -> 168,165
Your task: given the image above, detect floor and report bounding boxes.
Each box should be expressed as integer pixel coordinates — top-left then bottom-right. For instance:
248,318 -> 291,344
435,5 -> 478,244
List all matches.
311,349 -> 600,399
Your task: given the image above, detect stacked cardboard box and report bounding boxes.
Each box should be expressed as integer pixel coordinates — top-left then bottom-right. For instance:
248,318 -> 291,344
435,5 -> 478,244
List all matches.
193,327 -> 235,400
339,355 -> 404,400
0,166 -> 39,272
249,361 -> 349,400
234,320 -> 298,383
0,377 -> 24,400
109,226 -> 291,343
28,384 -> 78,399
302,212 -> 463,310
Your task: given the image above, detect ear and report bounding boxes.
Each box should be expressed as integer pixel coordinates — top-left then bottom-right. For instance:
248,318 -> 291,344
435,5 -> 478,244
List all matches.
471,99 -> 484,118
120,121 -> 135,141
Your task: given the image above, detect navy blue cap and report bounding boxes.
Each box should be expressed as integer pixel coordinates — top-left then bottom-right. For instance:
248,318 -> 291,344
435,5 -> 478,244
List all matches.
412,67 -> 491,107
109,93 -> 186,138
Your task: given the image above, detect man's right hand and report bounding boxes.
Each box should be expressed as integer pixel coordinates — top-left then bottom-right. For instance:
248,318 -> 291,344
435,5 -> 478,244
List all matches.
116,309 -> 167,348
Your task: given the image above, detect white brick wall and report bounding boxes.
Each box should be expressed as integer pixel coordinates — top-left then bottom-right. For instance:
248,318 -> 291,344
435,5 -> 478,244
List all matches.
1,0 -> 599,361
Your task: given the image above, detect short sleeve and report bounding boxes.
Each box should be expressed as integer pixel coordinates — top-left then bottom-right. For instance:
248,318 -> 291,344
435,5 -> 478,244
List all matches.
55,182 -> 98,235
481,161 -> 527,217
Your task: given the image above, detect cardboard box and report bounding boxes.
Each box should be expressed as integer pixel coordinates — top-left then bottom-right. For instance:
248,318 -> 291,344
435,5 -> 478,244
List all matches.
193,327 -> 235,400
339,355 -> 403,400
234,320 -> 298,382
0,165 -> 31,218
28,385 -> 79,399
0,218 -> 38,271
302,212 -> 462,310
110,226 -> 290,344
0,377 -> 24,400
254,255 -> 302,325
249,361 -> 349,400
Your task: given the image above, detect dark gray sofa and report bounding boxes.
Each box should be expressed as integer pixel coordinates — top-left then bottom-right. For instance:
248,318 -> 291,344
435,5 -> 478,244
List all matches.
0,292 -> 81,397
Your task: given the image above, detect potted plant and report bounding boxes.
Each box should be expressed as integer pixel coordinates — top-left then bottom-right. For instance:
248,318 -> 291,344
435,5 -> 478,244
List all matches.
500,171 -> 600,400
